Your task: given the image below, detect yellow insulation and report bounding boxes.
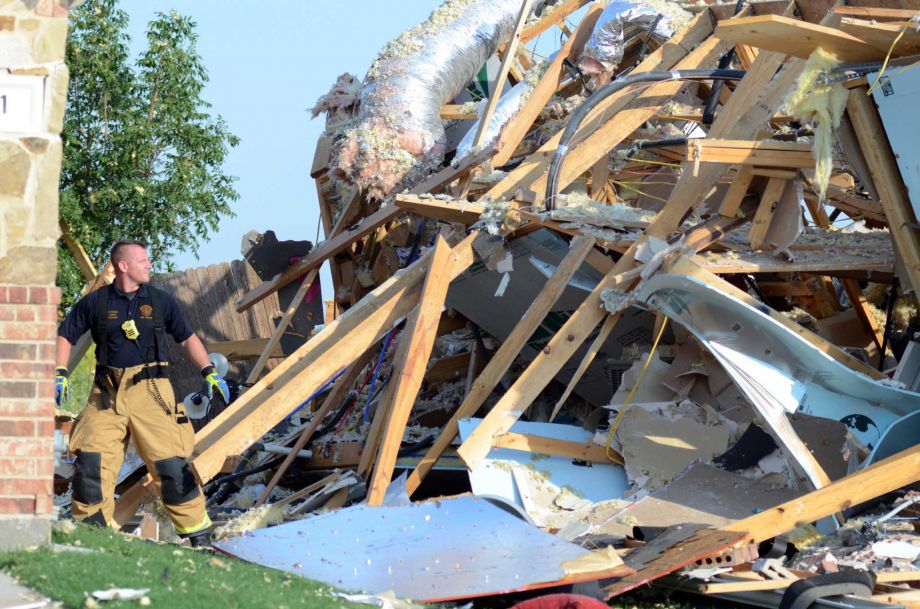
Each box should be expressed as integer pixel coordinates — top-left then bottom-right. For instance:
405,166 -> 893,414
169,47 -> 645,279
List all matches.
784,48 -> 848,200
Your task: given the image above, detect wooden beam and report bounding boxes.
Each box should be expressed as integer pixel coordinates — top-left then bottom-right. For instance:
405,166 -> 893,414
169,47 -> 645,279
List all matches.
208,338 -> 282,360
519,0 -> 590,45
59,219 -> 97,282
405,235 -> 596,496
549,313 -> 617,423
847,87 -> 920,296
440,104 -> 477,120
482,10 -> 715,202
748,177 -> 786,250
838,17 -> 920,57
832,7 -> 920,22
113,232 -> 479,525
723,442 -> 920,544
491,3 -> 602,167
492,431 -> 621,463
471,0 -> 535,150
686,139 -> 815,168
717,166 -> 754,217
236,205 -> 401,313
395,195 -> 486,225
714,14 -> 880,62
366,237 -> 453,506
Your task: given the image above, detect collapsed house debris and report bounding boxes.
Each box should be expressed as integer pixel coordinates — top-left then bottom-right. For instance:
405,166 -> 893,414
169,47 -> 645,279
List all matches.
56,0 -> 920,607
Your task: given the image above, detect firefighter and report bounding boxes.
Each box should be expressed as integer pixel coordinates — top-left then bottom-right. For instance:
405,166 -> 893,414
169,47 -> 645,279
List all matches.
55,239 -> 229,546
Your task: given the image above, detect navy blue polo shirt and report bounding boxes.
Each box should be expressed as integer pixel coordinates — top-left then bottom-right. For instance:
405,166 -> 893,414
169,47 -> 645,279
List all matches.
58,283 -> 194,368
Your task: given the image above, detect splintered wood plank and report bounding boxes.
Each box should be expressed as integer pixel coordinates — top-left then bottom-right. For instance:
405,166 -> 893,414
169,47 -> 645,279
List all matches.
838,17 -> 920,56
603,529 -> 748,598
723,442 -> 920,545
847,87 -> 920,296
440,104 -> 477,120
395,195 -> 486,224
493,431 -> 621,463
59,219 -> 97,282
482,10 -> 715,202
472,0 -> 536,150
366,237 -> 453,506
208,338 -> 282,360
519,0 -> 590,44
748,177 -> 787,250
491,3 -> 602,167
113,233 -> 480,526
549,313 -> 617,422
714,14 -> 880,61
405,235 -> 596,496
718,166 -> 754,217
694,250 -> 893,278
688,139 -> 815,167
833,7 -> 920,21
236,205 -> 401,313
311,136 -> 332,178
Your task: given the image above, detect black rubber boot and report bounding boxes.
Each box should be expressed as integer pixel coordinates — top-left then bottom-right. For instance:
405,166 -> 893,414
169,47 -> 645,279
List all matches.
81,511 -> 108,528
183,528 -> 212,548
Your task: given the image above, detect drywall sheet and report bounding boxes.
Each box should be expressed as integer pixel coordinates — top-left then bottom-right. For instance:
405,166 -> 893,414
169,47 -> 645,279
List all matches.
457,418 -> 629,527
214,495 -> 591,602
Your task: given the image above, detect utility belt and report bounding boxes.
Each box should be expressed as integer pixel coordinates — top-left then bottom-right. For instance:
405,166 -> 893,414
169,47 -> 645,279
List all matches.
94,362 -> 170,409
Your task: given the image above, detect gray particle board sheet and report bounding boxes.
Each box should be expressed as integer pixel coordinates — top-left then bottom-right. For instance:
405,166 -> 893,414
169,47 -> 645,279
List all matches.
213,495 -> 593,602
447,229 -> 656,405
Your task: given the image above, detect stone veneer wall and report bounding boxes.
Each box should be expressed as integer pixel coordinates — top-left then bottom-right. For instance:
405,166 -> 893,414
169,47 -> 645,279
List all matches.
0,0 -> 75,549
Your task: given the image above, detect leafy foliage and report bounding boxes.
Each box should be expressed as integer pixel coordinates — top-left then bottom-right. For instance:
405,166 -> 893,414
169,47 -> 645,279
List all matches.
59,0 -> 239,310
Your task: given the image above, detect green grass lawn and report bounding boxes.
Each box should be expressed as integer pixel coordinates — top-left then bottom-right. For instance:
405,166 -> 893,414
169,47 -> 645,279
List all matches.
0,523 -> 362,609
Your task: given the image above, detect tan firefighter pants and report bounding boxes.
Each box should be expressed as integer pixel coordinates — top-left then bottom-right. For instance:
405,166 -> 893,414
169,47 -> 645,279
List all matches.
69,362 -> 211,535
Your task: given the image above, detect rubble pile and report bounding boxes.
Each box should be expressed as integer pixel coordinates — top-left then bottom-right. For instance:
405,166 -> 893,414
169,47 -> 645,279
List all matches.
58,1 -> 920,607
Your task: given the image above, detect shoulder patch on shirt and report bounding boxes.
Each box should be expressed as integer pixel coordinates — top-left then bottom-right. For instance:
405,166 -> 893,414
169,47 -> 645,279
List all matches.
139,304 -> 154,320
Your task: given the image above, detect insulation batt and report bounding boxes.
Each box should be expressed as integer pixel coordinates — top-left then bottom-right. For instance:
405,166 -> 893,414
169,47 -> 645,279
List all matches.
336,0 -> 541,199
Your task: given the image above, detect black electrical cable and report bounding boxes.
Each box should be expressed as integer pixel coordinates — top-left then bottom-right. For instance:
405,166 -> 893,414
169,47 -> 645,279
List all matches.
634,14 -> 662,67
879,278 -> 899,372
544,68 -> 746,210
702,0 -> 745,125
625,136 -> 689,160
828,208 -> 843,222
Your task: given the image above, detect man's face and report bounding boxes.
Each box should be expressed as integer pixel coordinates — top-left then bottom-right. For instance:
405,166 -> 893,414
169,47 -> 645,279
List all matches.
117,245 -> 153,285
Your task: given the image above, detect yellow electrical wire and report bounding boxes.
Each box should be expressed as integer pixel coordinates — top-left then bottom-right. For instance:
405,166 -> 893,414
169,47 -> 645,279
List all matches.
605,316 -> 670,463
867,26 -> 908,96
612,180 -> 670,203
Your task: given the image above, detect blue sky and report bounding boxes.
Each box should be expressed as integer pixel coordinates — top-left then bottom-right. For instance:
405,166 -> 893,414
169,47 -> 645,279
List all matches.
122,1 -> 441,298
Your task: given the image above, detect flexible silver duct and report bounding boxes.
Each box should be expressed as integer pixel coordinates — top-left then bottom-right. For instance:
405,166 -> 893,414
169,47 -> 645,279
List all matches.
335,0 -> 541,199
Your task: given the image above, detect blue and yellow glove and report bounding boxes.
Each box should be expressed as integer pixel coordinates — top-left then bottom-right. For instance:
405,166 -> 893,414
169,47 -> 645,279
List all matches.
201,365 -> 230,404
55,367 -> 69,406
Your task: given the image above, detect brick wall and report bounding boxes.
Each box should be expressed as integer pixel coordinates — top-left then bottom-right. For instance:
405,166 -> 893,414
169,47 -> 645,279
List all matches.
0,0 -> 75,549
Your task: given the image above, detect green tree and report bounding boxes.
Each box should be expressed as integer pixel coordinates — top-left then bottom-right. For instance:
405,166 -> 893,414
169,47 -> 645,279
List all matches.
58,0 -> 239,310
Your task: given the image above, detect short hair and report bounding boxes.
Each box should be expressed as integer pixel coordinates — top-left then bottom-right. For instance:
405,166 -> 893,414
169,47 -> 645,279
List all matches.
110,239 -> 148,264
